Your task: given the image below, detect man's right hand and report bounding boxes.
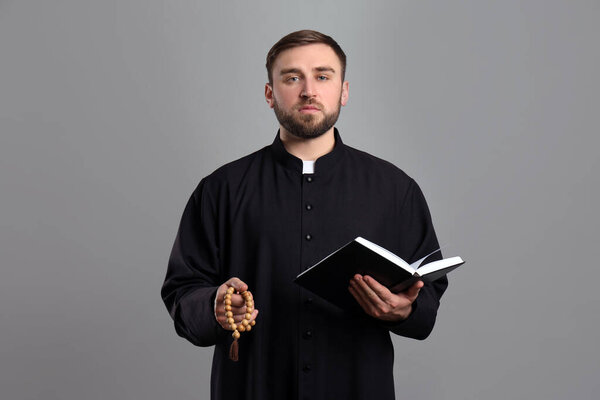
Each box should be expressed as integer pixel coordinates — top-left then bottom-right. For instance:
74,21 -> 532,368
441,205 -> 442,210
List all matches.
214,277 -> 259,331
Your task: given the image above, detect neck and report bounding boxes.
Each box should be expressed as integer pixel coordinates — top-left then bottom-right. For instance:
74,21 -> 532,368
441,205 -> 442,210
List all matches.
279,127 -> 336,161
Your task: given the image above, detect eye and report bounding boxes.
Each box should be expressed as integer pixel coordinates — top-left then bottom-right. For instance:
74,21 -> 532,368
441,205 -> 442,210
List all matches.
317,75 -> 329,81
287,76 -> 300,82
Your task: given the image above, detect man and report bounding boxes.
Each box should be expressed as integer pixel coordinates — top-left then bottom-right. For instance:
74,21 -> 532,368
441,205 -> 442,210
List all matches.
162,30 -> 448,400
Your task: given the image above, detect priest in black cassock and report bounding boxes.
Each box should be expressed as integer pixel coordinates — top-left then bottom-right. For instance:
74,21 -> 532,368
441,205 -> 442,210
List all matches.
162,30 -> 449,400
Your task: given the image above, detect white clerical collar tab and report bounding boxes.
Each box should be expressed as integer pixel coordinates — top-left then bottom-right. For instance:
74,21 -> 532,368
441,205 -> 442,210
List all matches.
302,160 -> 315,174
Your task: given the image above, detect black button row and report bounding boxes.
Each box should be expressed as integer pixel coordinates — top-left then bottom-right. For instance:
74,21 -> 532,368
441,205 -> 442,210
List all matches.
302,175 -> 315,378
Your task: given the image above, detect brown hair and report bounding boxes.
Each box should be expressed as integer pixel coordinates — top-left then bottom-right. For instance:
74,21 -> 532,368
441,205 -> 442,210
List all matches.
266,30 -> 347,84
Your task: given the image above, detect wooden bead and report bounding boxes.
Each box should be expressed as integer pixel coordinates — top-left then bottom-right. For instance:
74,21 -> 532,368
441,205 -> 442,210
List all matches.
250,320 -> 256,326
227,287 -> 235,294
225,305 -> 232,311
242,319 -> 249,326
245,325 -> 252,332
238,325 -> 245,332
245,313 -> 252,320
224,298 -> 232,305
226,311 -> 233,318
230,324 -> 237,331
227,317 -> 234,325
232,330 -> 240,339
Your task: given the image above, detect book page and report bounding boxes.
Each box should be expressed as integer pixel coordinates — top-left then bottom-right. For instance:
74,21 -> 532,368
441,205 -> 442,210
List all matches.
410,248 -> 442,269
417,256 -> 464,276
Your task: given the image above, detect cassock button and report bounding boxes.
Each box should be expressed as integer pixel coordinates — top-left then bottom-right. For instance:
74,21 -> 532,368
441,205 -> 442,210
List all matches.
303,330 -> 313,339
305,234 -> 312,241
305,204 -> 313,211
303,363 -> 312,373
306,176 -> 313,183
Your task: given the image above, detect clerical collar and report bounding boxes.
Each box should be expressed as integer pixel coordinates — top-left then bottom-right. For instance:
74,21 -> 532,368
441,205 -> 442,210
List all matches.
302,161 -> 315,174
270,128 -> 345,174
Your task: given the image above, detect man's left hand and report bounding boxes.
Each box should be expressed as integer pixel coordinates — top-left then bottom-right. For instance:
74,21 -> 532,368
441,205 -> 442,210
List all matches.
348,274 -> 424,321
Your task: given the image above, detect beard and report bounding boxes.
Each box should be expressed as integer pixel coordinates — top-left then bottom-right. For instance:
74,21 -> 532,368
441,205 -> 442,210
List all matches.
273,98 -> 341,139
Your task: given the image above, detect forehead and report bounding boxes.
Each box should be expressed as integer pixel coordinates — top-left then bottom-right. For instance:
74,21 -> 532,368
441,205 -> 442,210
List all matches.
272,43 -> 341,73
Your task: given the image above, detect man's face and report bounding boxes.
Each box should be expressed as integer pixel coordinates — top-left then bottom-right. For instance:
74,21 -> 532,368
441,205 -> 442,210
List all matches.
265,44 -> 349,139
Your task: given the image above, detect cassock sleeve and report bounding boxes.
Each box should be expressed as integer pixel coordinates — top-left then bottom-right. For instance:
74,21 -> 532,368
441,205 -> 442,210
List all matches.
385,179 -> 449,340
161,179 -> 226,346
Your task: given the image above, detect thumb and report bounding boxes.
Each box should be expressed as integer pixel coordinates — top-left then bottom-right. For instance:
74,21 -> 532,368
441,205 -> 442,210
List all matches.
225,277 -> 248,292
405,280 -> 424,300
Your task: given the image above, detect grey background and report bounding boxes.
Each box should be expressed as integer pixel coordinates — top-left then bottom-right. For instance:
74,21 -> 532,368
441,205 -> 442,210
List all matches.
1,0 -> 598,399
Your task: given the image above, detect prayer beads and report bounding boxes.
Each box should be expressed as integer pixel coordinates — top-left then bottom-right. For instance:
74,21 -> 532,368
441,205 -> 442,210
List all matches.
225,286 -> 256,361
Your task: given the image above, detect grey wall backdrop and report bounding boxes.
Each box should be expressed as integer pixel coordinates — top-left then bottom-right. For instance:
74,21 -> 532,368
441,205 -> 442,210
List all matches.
1,1 -> 598,399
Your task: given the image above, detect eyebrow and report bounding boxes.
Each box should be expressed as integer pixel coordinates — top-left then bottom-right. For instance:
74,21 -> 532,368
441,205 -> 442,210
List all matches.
314,66 -> 336,74
279,66 -> 337,76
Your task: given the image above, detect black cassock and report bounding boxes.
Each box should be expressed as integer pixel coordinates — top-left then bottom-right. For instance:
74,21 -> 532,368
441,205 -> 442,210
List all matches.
162,129 -> 448,400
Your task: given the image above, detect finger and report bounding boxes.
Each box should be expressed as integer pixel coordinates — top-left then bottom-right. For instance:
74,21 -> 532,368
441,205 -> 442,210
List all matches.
228,293 -> 247,307
402,280 -> 424,301
216,283 -> 229,303
249,309 -> 259,323
224,277 -> 248,293
240,294 -> 258,323
223,302 -> 250,325
348,283 -> 373,314
231,308 -> 259,324
231,293 -> 258,320
216,279 -> 245,305
350,276 -> 382,310
362,275 -> 394,301
353,275 -> 386,307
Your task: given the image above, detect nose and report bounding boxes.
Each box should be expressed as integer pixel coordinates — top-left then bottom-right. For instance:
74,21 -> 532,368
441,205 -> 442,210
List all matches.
301,80 -> 316,99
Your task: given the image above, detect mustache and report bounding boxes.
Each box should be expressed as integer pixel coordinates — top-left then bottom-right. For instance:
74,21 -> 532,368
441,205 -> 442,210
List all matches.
295,100 -> 323,110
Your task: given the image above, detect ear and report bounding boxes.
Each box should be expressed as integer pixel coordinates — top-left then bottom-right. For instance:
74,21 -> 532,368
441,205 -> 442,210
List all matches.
265,83 -> 275,108
340,81 -> 349,106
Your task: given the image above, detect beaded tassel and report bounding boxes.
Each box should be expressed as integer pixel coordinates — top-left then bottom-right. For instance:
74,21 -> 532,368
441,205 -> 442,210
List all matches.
225,286 -> 256,361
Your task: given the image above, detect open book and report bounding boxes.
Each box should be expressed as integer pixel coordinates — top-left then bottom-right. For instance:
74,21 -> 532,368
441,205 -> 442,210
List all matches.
294,237 -> 464,311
